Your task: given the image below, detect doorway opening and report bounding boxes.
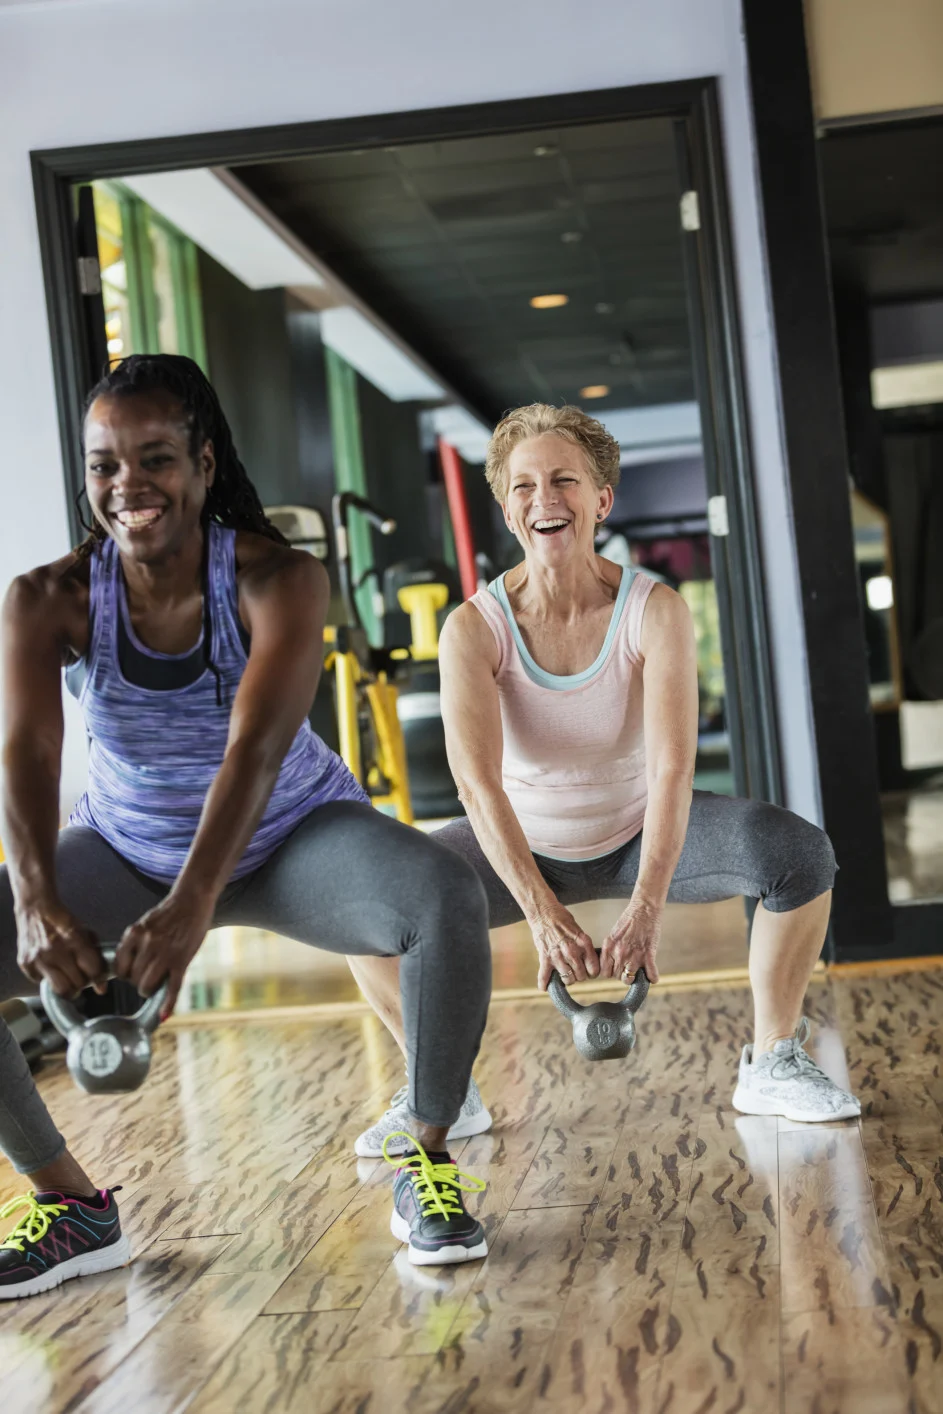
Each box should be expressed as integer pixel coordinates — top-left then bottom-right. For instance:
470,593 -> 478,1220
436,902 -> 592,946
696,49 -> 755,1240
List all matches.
821,114 -> 943,933
33,82 -> 780,1004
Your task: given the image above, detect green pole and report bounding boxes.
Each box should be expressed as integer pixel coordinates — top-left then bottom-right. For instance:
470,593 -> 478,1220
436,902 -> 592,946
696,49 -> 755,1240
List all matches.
165,230 -> 209,372
441,498 -> 457,570
179,239 -> 209,373
121,192 -> 159,353
324,347 -> 380,644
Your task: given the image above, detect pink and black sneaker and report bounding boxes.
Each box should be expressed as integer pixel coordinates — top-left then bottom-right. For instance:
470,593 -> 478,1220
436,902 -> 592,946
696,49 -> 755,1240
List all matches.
382,1132 -> 488,1266
0,1188 -> 129,1299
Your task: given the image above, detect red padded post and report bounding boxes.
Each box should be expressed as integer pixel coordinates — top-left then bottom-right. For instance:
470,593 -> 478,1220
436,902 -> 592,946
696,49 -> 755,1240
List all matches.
438,437 -> 478,601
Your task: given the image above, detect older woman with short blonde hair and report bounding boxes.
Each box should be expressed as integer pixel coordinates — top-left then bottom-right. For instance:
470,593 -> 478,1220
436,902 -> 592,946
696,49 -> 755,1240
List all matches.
351,403 -> 859,1156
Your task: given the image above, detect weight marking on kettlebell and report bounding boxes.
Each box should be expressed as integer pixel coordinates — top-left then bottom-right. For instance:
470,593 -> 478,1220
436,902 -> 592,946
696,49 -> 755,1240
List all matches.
80,1032 -> 124,1078
588,1017 -> 614,1046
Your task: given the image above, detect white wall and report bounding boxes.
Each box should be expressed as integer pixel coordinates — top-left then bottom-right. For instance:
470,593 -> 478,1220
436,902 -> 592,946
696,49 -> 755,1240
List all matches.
0,0 -> 821,822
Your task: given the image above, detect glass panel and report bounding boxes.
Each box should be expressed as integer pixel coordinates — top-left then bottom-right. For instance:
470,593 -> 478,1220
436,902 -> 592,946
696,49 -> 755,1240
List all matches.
679,576 -> 733,795
92,185 -> 132,365
851,488 -> 902,709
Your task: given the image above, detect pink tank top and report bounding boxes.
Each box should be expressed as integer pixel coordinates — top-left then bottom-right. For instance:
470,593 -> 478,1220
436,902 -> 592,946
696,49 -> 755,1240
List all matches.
471,569 -> 656,861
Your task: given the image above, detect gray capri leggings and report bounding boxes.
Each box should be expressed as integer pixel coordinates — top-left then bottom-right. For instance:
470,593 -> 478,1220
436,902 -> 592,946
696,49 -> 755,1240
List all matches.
0,802 -> 490,1175
431,790 -> 836,925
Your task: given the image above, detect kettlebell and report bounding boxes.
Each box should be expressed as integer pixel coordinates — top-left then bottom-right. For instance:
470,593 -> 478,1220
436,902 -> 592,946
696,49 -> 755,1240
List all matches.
548,959 -> 650,1061
40,948 -> 168,1094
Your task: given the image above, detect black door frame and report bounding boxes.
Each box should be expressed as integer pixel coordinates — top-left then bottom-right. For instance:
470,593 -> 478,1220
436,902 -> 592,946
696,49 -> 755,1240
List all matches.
32,78 -> 783,824
742,0 -> 943,958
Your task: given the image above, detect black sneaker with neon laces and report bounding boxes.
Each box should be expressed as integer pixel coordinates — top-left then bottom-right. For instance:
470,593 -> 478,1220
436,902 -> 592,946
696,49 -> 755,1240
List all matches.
383,1132 -> 488,1266
0,1188 -> 130,1299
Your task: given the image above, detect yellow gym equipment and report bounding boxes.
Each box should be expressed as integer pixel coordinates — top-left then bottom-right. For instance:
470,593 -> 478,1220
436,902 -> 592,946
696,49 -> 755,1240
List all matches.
324,493 -> 414,825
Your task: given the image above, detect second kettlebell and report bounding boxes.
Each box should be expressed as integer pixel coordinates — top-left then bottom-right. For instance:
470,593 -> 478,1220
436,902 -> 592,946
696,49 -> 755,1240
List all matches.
40,947 -> 168,1094
549,960 -> 650,1061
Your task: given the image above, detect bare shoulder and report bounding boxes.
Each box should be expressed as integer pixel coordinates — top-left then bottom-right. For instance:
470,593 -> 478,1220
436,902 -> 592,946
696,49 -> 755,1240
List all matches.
2,552 -> 90,651
638,580 -> 693,658
234,531 -> 327,599
439,599 -> 500,673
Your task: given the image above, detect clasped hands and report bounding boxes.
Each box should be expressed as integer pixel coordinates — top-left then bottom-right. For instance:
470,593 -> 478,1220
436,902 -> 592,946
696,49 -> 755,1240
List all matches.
16,887 -> 213,1020
529,897 -> 662,993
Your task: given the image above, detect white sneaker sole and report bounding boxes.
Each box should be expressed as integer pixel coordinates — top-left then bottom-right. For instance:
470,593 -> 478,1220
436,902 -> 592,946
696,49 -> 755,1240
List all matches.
390,1210 -> 488,1265
0,1233 -> 131,1300
355,1105 -> 493,1159
731,1085 -> 861,1124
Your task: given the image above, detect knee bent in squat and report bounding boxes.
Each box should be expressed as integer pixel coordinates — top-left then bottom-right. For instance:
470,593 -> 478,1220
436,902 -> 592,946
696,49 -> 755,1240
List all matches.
748,802 -> 836,913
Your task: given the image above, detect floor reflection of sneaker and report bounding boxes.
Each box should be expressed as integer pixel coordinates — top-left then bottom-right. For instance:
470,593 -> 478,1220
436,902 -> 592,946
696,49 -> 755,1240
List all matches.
0,1189 -> 130,1299
383,1132 -> 488,1266
732,1018 -> 861,1123
354,1077 -> 492,1158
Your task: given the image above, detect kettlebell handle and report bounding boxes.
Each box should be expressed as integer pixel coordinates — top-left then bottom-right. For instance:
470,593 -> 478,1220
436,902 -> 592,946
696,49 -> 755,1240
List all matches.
40,946 -> 168,1040
547,948 -> 651,1014
624,967 -> 650,1013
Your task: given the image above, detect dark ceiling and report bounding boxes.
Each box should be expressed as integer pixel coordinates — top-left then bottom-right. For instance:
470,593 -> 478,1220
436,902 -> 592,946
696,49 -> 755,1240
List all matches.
236,117 -> 694,423
820,118 -> 943,303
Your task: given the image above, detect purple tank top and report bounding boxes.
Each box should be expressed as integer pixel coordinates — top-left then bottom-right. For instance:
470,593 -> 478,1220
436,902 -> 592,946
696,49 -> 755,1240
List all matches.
69,523 -> 367,883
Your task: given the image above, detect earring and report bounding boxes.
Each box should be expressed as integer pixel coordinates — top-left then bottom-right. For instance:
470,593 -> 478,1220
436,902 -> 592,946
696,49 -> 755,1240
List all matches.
596,514 -> 603,521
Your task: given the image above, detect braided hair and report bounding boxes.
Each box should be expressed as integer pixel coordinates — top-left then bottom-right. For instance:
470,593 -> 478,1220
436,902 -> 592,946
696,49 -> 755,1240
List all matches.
76,353 -> 287,556
77,354 -> 288,704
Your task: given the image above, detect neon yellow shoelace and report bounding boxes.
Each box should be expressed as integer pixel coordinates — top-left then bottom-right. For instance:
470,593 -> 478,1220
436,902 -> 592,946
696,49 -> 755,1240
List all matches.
382,1132 -> 486,1222
0,1192 -> 68,1252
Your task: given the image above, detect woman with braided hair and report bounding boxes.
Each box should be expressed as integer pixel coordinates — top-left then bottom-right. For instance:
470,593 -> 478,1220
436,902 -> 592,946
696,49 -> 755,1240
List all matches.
0,355 -> 491,1295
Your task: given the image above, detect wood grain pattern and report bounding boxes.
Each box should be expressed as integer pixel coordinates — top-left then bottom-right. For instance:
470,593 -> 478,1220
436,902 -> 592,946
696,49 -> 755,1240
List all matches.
779,1126 -> 890,1314
782,1308 -> 914,1414
187,1311 -> 354,1413
2,964 -> 943,1411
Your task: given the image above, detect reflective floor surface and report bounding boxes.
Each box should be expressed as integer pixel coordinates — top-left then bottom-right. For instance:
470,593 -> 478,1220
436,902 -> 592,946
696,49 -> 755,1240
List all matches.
2,964 -> 942,1412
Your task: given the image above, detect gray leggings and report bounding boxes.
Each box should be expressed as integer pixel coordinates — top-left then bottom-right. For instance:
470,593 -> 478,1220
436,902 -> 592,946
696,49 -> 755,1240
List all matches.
0,803 -> 490,1174
432,790 -> 836,925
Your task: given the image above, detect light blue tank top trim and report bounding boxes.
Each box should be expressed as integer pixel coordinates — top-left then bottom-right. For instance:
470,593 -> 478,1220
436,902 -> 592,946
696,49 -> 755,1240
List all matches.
68,523 -> 367,883
488,568 -> 634,690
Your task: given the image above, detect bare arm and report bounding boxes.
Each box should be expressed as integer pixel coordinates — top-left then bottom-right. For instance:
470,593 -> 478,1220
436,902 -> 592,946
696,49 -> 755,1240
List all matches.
440,606 -> 598,989
1,570 -> 105,994
598,583 -> 699,982
117,546 -> 331,1009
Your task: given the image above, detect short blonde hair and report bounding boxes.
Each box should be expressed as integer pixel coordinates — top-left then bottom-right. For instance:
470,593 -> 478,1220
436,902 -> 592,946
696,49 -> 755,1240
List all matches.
484,403 -> 621,501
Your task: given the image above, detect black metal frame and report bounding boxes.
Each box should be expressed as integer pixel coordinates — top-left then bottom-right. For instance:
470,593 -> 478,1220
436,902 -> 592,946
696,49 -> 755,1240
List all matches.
31,78 -> 783,812
742,0 -> 912,957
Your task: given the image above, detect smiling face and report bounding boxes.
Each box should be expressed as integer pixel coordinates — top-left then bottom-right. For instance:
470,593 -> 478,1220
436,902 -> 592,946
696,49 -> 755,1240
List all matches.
503,433 -> 614,562
84,391 -> 215,565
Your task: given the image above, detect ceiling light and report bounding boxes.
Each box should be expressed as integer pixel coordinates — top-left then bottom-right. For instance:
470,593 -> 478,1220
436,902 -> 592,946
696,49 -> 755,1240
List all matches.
595,301 -> 615,315
580,385 -> 610,399
121,170 -> 325,291
534,144 -> 558,157
866,575 -> 894,612
530,293 -> 569,309
561,231 -> 582,244
320,306 -> 445,402
871,361 -> 943,409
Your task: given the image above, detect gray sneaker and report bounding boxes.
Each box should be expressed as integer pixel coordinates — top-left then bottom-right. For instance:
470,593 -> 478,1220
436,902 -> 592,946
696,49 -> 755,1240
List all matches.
354,1077 -> 492,1158
731,1018 -> 861,1123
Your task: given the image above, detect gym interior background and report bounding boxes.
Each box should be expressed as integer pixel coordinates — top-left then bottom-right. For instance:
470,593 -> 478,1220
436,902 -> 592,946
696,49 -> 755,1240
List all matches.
1,0 -> 943,1411
65,113 -> 747,1012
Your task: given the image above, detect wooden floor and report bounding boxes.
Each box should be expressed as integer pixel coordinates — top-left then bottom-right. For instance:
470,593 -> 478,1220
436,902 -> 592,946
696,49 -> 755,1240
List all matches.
2,965 -> 943,1413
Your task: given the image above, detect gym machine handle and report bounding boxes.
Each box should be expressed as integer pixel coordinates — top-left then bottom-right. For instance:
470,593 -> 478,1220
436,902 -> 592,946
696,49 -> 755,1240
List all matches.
331,492 -> 396,634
